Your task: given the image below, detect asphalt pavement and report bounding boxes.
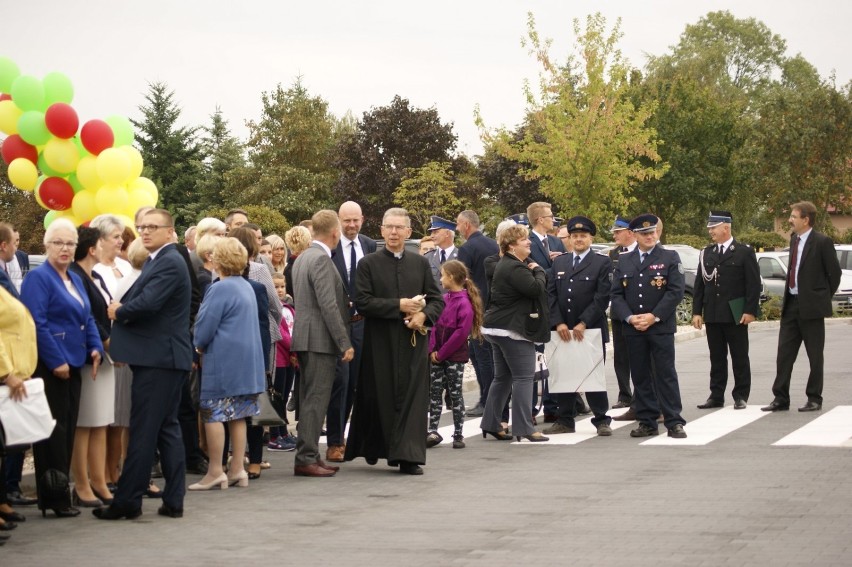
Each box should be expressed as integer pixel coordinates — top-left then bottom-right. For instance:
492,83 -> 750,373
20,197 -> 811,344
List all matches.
3,319 -> 852,566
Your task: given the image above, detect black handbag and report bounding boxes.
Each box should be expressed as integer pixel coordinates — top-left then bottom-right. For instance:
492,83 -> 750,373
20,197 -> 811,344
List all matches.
40,468 -> 70,502
253,373 -> 287,427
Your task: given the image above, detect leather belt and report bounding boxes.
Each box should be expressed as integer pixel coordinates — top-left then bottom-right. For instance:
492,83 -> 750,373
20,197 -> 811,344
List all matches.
350,314 -> 364,323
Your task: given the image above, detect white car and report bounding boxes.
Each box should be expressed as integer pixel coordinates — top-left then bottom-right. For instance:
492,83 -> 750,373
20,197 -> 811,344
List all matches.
756,251 -> 852,313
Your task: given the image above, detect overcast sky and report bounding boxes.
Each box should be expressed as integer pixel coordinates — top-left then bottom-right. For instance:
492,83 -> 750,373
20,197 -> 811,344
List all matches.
5,1 -> 850,157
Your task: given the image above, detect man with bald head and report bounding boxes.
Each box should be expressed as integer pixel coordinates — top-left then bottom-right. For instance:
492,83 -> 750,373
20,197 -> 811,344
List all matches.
325,201 -> 377,462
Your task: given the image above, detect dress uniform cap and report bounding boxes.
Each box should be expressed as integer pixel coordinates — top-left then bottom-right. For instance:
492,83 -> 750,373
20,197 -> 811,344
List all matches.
610,215 -> 631,232
628,213 -> 658,233
506,213 -> 529,226
706,210 -> 733,228
427,215 -> 457,231
566,215 -> 596,236
553,216 -> 563,228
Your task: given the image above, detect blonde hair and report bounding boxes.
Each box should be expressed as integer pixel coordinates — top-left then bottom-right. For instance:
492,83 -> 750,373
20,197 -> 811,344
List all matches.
196,217 -> 227,239
498,224 -> 529,255
311,210 -> 340,237
284,226 -> 312,255
196,234 -> 221,263
526,202 -> 552,226
126,238 -> 149,270
212,237 -> 248,277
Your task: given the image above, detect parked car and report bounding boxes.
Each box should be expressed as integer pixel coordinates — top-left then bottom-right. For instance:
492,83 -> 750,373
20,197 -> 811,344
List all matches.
756,251 -> 852,314
591,242 -> 614,255
836,244 -> 852,274
662,244 -> 699,325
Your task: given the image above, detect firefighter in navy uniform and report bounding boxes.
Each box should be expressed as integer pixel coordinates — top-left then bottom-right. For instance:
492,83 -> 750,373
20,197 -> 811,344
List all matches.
610,214 -> 687,439
607,215 -> 636,410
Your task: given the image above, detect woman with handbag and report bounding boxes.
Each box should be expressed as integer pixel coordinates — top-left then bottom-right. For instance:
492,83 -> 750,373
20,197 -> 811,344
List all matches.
20,218 -> 104,517
480,224 -> 550,443
191,238 -> 265,491
0,284 -> 38,538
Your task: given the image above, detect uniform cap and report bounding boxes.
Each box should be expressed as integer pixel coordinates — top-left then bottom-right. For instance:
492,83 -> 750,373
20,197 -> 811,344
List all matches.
629,213 -> 659,233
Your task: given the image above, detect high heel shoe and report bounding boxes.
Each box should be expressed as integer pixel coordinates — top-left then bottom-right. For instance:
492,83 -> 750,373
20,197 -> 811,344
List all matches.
481,429 -> 513,441
188,473 -> 228,491
516,433 -> 549,442
72,490 -> 103,507
227,470 -> 249,488
91,487 -> 114,505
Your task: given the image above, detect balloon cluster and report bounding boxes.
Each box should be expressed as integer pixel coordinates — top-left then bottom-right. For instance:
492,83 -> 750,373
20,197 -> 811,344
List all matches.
0,56 -> 158,230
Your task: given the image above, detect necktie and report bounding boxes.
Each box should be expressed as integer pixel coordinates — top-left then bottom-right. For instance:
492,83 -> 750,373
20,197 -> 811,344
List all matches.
641,252 -> 648,264
788,235 -> 799,289
542,237 -> 550,254
621,247 -> 628,253
574,255 -> 581,268
349,241 -> 357,286
440,249 -> 446,264
718,244 -> 724,255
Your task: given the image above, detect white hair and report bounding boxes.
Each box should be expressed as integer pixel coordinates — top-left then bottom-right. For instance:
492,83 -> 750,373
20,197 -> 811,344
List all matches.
89,214 -> 125,239
196,217 -> 227,238
494,219 -> 517,241
44,218 -> 78,245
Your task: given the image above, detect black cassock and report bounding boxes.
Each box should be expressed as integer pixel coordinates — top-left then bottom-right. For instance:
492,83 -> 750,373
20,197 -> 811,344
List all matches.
345,248 -> 444,466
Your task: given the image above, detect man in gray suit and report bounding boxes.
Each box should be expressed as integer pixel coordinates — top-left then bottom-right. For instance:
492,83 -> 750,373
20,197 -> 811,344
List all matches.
425,215 -> 458,293
291,210 -> 354,477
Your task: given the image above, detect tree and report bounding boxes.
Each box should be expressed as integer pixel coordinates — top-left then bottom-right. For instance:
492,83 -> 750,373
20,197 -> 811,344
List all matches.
131,82 -> 204,226
479,13 -> 666,232
333,95 -> 457,235
233,78 -> 339,224
0,160 -> 45,252
393,162 -> 464,236
202,204 -> 290,238
183,107 -> 245,223
476,123 -> 547,216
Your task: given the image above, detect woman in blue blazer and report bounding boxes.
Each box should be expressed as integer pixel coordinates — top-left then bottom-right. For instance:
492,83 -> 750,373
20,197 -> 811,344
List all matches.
20,219 -> 103,518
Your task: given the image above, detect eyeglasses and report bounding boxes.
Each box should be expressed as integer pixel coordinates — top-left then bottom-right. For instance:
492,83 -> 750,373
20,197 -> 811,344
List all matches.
49,240 -> 77,250
382,225 -> 411,232
136,225 -> 172,233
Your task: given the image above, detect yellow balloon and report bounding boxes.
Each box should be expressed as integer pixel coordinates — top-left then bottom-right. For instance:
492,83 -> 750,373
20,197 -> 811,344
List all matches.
127,186 -> 155,213
7,157 -> 38,191
34,181 -> 47,209
43,138 -> 80,174
0,100 -> 23,135
76,155 -> 102,191
128,176 -> 158,204
71,189 -> 99,221
95,184 -> 129,214
96,148 -> 131,185
58,211 -> 82,227
119,145 -> 144,180
115,214 -> 137,236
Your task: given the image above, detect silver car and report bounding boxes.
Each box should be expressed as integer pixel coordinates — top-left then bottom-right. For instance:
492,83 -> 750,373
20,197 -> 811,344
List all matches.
756,251 -> 852,313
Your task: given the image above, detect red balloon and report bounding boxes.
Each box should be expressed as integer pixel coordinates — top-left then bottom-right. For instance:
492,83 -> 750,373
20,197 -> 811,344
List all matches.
80,119 -> 114,155
38,176 -> 74,211
0,93 -> 11,101
1,134 -> 38,165
44,103 -> 79,139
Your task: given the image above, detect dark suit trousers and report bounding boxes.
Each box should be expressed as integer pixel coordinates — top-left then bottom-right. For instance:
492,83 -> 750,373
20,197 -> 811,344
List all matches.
469,337 -> 494,407
327,319 -> 364,446
705,322 -> 751,402
32,361 -> 81,509
772,297 -> 826,405
296,351 -> 338,466
611,319 -> 632,403
626,334 -> 685,429
178,370 -> 206,468
114,366 -> 186,512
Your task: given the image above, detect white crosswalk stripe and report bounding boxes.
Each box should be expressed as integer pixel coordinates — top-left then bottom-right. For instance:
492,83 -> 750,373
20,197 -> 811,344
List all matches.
773,406 -> 852,447
641,406 -> 768,446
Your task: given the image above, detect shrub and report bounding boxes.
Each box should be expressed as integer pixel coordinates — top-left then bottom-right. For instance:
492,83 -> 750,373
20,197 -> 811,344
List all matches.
666,234 -> 710,249
202,204 -> 290,237
758,296 -> 783,321
737,229 -> 787,251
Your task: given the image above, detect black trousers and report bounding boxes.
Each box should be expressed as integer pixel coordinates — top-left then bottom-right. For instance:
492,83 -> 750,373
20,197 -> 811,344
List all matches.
705,322 -> 751,402
626,333 -> 685,430
327,319 -> 364,446
32,361 -> 81,510
610,319 -> 632,404
772,297 -> 826,405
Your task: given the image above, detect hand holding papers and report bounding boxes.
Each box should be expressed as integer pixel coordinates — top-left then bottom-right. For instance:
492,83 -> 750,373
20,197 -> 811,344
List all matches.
542,329 -> 606,393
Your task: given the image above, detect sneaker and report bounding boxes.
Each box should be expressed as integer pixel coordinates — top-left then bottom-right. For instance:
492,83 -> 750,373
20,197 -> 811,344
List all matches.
596,423 -> 613,437
452,435 -> 465,449
268,435 -> 297,452
543,422 -> 575,434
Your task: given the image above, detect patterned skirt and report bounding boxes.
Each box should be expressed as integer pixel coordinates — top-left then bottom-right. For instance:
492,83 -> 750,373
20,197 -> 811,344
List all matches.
200,394 -> 260,423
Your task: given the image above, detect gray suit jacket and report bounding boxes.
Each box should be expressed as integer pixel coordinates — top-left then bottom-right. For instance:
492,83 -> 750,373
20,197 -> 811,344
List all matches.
291,242 -> 352,355
426,246 -> 459,293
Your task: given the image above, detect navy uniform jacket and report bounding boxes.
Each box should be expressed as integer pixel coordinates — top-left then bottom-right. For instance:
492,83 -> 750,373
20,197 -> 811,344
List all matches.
610,246 -> 684,335
457,231 -> 499,299
528,232 -> 566,277
110,243 -> 193,371
426,246 -> 458,293
548,251 -> 612,344
692,239 -> 761,324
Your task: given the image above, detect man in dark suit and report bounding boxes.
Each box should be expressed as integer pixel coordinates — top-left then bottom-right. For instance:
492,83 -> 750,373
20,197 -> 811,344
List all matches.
611,214 -> 688,439
762,201 -> 842,413
545,216 -> 614,436
425,215 -> 458,292
526,202 -> 566,277
692,211 -> 762,410
97,209 -> 193,520
292,210 -> 354,477
456,210 -> 499,417
325,201 -> 376,463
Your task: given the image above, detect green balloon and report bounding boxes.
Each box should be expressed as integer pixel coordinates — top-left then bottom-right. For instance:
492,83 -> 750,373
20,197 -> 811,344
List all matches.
18,110 -> 51,145
72,135 -> 89,157
42,72 -> 74,106
43,209 -> 61,229
105,115 -> 134,147
38,153 -> 62,177
68,172 -> 84,193
10,75 -> 44,112
0,56 -> 20,93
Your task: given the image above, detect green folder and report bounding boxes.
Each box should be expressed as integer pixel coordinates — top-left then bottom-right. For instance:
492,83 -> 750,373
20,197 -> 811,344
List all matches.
729,297 -> 745,324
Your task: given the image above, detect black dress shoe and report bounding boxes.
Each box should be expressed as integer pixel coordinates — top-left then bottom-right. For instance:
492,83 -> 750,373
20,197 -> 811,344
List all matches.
798,401 -> 822,412
734,399 -> 747,410
630,423 -> 660,437
44,506 -> 81,518
157,504 -> 183,518
92,505 -> 142,520
0,520 -> 17,531
6,491 -> 37,506
667,424 -> 687,438
760,401 -> 789,412
365,457 -> 378,465
697,399 -> 724,409
0,510 -> 26,523
399,462 -> 424,475
465,403 -> 484,417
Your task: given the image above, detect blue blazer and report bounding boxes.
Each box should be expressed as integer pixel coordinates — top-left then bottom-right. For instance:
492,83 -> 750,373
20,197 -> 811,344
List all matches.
528,232 -> 566,277
20,261 -> 103,370
457,231 -> 499,300
110,244 -> 193,371
194,277 -> 265,399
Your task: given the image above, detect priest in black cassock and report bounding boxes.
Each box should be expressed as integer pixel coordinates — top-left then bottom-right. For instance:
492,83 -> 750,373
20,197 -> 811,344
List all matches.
345,207 -> 444,475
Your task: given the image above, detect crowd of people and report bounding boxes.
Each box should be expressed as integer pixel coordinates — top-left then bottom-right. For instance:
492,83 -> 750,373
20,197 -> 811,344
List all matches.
0,197 -> 841,539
